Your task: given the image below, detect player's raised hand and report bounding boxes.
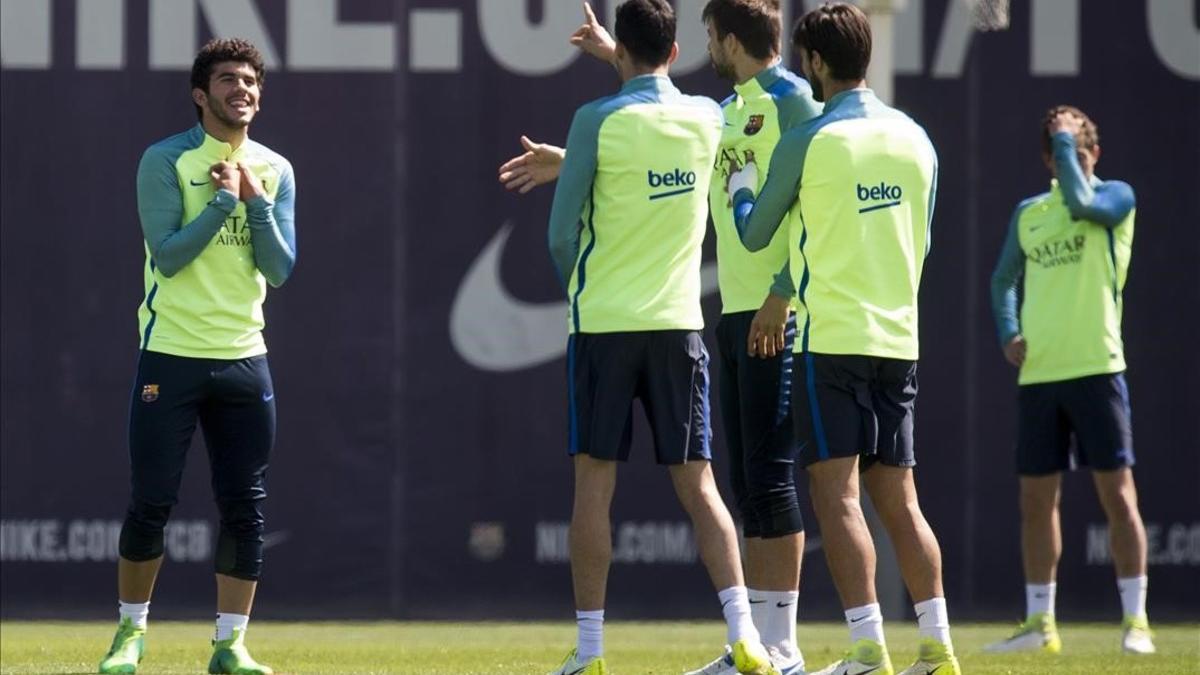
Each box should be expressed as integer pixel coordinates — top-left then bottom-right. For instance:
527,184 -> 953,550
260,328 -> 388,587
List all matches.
1003,334 -> 1027,367
498,136 -> 565,194
1049,111 -> 1083,137
210,161 -> 241,199
236,162 -> 266,201
748,293 -> 791,358
570,2 -> 617,64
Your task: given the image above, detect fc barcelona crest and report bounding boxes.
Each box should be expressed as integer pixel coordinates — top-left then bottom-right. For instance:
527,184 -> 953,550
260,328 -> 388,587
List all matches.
141,384 -> 159,403
744,114 -> 765,136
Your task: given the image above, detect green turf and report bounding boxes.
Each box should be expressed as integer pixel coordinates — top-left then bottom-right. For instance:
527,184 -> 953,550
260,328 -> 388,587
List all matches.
1,620 -> 1197,674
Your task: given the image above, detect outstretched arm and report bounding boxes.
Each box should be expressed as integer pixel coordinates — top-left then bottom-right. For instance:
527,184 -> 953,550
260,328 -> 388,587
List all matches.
498,136 -> 565,194
547,108 -> 600,292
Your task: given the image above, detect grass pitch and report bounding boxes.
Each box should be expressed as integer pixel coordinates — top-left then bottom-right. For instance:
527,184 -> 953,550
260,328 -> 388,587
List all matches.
1,620 -> 1197,674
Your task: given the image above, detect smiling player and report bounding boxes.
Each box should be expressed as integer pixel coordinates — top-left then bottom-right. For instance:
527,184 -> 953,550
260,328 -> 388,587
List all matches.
99,38 -> 296,675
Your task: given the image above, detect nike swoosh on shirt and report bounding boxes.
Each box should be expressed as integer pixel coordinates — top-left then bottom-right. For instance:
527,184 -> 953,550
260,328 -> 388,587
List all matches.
450,221 -> 719,372
189,179 -> 209,186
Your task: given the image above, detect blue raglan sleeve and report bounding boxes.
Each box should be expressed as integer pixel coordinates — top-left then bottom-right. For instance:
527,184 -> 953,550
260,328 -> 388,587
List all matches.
547,105 -> 601,294
770,261 -> 795,299
245,160 -> 297,288
1052,132 -> 1136,228
732,127 -> 811,251
989,205 -> 1026,346
774,84 -> 822,132
137,146 -> 235,277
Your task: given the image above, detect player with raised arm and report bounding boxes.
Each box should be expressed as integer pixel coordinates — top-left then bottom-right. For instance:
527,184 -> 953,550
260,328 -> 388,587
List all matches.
536,2 -> 777,674
98,38 -> 295,675
986,106 -> 1154,656
727,4 -> 958,674
502,3 -> 820,674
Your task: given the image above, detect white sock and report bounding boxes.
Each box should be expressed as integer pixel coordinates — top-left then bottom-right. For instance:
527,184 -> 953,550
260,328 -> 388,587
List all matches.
914,597 -> 952,646
576,610 -> 604,662
214,613 -> 249,641
1117,576 -> 1148,618
718,586 -> 760,645
761,590 -> 802,665
1026,582 -> 1056,618
748,589 -> 770,636
118,601 -> 149,629
845,603 -> 885,645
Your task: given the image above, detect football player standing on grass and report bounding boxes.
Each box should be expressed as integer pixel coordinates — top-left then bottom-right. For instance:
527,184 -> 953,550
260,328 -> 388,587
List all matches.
987,106 -> 1154,656
99,38 -> 295,675
728,4 -> 959,674
501,2 -> 822,673
520,1 -> 778,673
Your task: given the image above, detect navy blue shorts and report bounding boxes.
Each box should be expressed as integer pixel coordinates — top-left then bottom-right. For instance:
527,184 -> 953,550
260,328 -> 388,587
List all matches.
567,330 -> 711,464
792,353 -> 918,469
1017,372 -> 1134,475
716,311 -> 803,538
128,350 -> 275,512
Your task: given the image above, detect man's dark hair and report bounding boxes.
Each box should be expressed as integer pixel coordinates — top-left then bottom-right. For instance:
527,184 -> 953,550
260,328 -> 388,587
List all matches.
702,0 -> 781,61
792,2 -> 871,81
1041,104 -> 1099,156
615,0 -> 676,68
190,38 -> 266,119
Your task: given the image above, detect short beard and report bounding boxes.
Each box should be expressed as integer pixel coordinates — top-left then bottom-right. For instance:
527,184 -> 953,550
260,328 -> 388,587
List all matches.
710,55 -> 736,81
810,77 -> 825,102
207,97 -> 251,129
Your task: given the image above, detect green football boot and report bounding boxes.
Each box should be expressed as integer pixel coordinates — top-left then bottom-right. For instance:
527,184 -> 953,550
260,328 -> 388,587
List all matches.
1121,614 -> 1156,654
98,617 -> 145,674
208,627 -> 274,675
810,639 -> 894,675
983,612 -> 1062,654
898,638 -> 961,675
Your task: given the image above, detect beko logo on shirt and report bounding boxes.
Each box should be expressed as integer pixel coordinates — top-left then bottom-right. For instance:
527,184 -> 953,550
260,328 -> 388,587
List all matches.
647,169 -> 697,200
856,181 -> 903,213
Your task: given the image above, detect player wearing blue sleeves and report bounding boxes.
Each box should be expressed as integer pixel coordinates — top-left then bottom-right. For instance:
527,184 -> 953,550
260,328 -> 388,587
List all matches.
986,106 -> 1154,656
99,38 -> 294,675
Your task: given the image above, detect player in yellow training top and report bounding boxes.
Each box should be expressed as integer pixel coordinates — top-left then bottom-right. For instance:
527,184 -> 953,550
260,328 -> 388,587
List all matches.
99,38 -> 295,675
987,106 -> 1154,656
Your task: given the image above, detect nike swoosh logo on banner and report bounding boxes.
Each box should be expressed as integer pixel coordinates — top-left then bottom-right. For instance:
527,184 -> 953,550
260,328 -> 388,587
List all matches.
261,530 -> 290,550
451,221 -> 719,372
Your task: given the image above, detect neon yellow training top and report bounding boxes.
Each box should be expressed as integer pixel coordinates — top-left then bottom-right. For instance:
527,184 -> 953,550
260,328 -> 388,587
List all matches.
136,124 -> 296,359
732,89 -> 938,360
548,75 -> 722,334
